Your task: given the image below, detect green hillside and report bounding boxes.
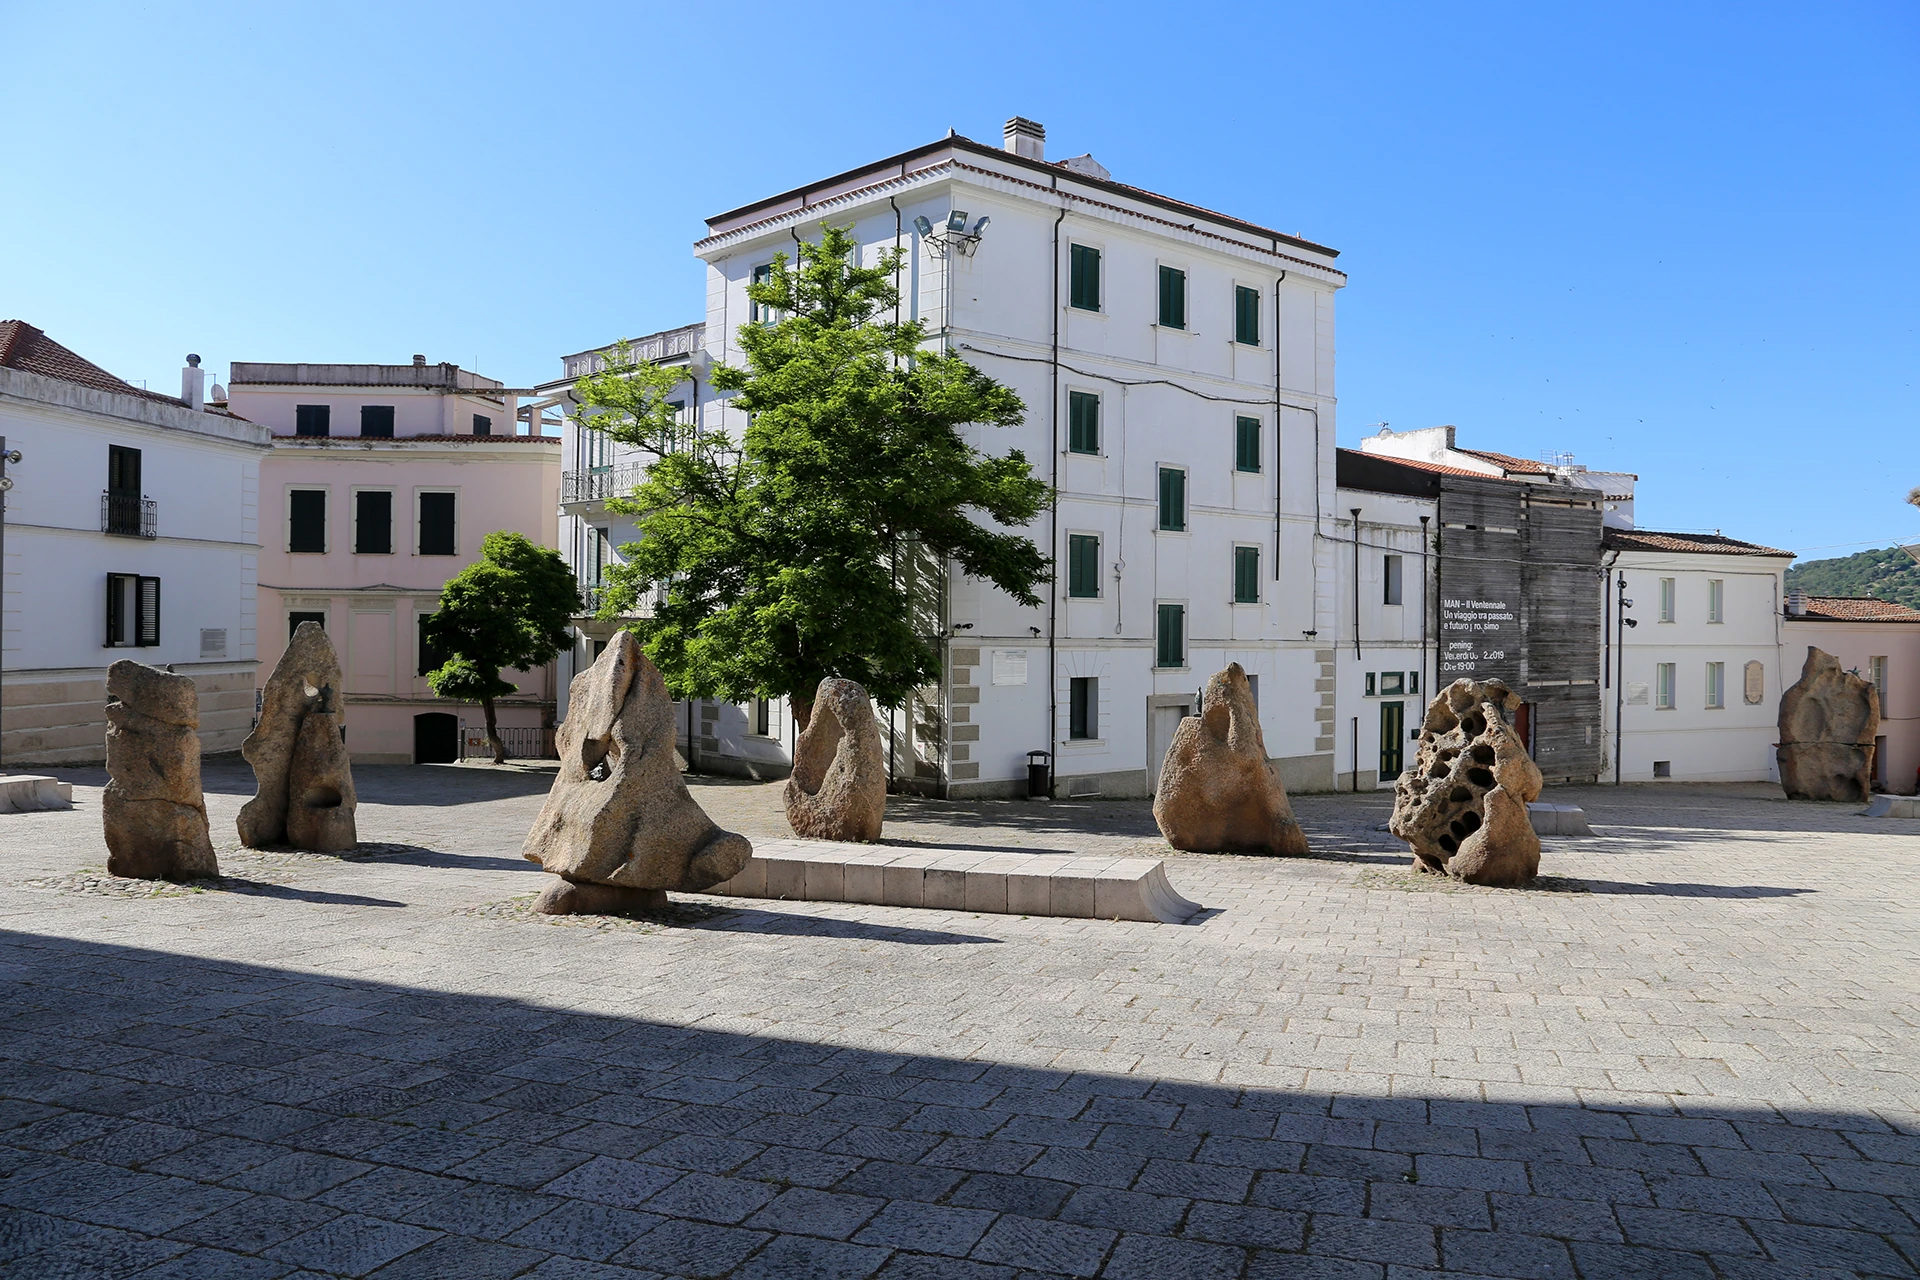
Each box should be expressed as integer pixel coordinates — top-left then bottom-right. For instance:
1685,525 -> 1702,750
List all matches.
1785,546 -> 1920,610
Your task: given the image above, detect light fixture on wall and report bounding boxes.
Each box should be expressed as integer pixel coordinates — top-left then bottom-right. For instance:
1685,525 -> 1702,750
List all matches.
923,211 -> 989,259
913,216 -> 933,237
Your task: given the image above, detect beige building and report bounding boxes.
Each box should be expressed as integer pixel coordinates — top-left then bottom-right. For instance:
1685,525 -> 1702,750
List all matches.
228,358 -> 561,764
1784,594 -> 1920,794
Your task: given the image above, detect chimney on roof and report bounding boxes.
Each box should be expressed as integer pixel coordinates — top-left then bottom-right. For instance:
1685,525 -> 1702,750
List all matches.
181,354 -> 205,411
1786,589 -> 1806,617
1004,117 -> 1045,162
412,354 -> 426,367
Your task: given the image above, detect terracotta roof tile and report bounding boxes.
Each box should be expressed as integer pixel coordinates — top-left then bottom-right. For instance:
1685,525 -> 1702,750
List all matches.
1458,447 -> 1552,474
1345,450 -> 1518,480
1604,529 -> 1793,557
1794,595 -> 1920,622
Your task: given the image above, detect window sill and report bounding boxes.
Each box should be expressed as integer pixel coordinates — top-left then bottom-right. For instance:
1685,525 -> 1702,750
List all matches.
1064,738 -> 1105,747
1152,324 -> 1191,334
1067,594 -> 1102,603
1234,467 -> 1262,476
1156,527 -> 1189,536
1065,449 -> 1102,459
1068,306 -> 1106,318
1232,600 -> 1260,608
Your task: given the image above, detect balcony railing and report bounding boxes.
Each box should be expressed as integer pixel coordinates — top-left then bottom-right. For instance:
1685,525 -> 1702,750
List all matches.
461,725 -> 558,761
561,464 -> 647,505
101,492 -> 156,538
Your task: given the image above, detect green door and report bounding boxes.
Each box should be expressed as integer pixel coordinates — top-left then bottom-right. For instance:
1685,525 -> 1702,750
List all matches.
1379,701 -> 1405,781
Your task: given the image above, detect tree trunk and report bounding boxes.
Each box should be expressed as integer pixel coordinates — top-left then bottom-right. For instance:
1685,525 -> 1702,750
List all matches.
483,696 -> 506,765
790,696 -> 813,736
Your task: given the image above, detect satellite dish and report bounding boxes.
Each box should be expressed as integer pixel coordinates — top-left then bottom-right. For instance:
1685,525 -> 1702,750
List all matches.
210,383 -> 227,401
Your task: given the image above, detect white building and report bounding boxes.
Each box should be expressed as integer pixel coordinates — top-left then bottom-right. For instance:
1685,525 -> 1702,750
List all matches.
228,358 -> 561,764
1605,529 -> 1793,783
688,117 -> 1346,797
1362,424 -> 1638,530
0,322 -> 269,765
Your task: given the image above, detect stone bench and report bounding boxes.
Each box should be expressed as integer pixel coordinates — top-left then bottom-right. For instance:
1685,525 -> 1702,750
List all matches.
701,838 -> 1204,924
0,775 -> 74,814
1862,795 -> 1920,818
1527,801 -> 1593,836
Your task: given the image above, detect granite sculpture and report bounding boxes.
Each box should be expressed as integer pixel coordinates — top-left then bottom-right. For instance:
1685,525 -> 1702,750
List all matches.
784,677 -> 886,842
237,621 -> 357,851
1152,663 -> 1309,856
1390,678 -> 1543,887
523,631 -> 751,913
1778,646 -> 1880,802
102,660 -> 218,880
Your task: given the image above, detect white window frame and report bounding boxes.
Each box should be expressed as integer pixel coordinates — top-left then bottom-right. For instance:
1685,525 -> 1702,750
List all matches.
414,487 -> 461,557
1065,385 -> 1104,457
1154,599 -> 1189,671
1231,543 -> 1262,605
1707,578 -> 1724,624
1705,661 -> 1725,709
1659,578 -> 1676,623
286,484 -> 330,555
1067,239 -> 1106,315
1655,662 -> 1677,709
1383,554 -> 1404,607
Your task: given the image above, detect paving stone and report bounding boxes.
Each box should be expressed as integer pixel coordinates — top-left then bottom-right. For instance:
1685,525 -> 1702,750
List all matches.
127,1247 -> 296,1279
1249,1173 -> 1367,1216
365,1235 -> 549,1279
1486,1193 -> 1622,1242
446,1141 -> 595,1189
399,1183 -> 564,1238
853,1201 -> 997,1256
612,1219 -> 767,1277
833,1160 -> 965,1204
168,1194 -> 339,1254
542,1158 -> 683,1210
1244,1252 -> 1385,1279
641,1172 -> 776,1224
1746,1219 -> 1915,1275
971,1214 -> 1115,1277
1438,1228 -> 1573,1278
948,1172 -> 1076,1218
262,1212 -> 441,1274
1565,1241 -> 1717,1279
745,1187 -> 884,1240
732,1234 -> 890,1280
1101,1233 -> 1244,1280
1181,1201 -> 1308,1250
1367,1182 -> 1491,1230
1304,1215 -> 1438,1268
225,1150 -> 372,1199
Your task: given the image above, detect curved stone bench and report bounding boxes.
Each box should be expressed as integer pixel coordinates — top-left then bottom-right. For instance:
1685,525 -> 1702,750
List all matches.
0,776 -> 74,814
701,838 -> 1204,924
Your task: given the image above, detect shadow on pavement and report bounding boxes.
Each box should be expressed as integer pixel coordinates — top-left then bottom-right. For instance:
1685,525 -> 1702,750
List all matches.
0,930 -> 1913,1280
696,906 -> 999,946
212,879 -> 407,908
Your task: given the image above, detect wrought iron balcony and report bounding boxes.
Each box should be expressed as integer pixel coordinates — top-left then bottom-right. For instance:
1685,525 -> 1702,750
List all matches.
561,463 -> 647,505
101,491 -> 156,538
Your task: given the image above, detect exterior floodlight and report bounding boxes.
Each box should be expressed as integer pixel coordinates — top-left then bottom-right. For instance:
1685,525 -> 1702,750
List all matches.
913,216 -> 933,236
970,216 -> 990,235
946,210 -> 969,231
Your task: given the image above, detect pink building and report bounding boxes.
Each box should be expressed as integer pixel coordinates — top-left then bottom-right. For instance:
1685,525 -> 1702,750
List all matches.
228,357 -> 560,763
1784,595 -> 1920,795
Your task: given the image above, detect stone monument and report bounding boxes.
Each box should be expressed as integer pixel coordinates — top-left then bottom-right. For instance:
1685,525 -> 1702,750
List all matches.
523,631 -> 751,914
103,660 -> 218,880
237,621 -> 357,851
1390,678 -> 1543,887
1778,646 -> 1879,802
1152,663 -> 1308,856
784,677 -> 886,842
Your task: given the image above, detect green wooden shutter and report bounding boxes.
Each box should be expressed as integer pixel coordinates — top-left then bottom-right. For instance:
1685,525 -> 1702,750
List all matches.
1234,546 -> 1259,603
1070,244 -> 1101,311
1068,391 -> 1099,454
136,577 -> 161,647
1158,468 -> 1186,531
1156,603 -> 1185,668
1236,417 -> 1261,472
1235,285 -> 1260,345
1159,266 -> 1186,329
1069,534 -> 1099,598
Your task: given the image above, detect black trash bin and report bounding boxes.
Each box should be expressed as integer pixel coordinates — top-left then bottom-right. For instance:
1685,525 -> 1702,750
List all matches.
1026,750 -> 1053,800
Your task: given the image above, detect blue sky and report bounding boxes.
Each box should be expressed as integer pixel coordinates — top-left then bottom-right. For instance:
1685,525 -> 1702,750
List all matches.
3,1 -> 1914,560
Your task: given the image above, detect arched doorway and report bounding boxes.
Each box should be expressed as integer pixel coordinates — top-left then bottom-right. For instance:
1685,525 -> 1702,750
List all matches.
413,712 -> 459,764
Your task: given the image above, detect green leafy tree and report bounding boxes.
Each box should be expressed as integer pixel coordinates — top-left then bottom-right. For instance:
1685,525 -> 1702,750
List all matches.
581,221 -> 1050,725
422,531 -> 579,763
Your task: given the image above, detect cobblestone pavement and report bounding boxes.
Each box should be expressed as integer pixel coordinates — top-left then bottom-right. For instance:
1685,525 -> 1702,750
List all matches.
2,762 -> 1917,1278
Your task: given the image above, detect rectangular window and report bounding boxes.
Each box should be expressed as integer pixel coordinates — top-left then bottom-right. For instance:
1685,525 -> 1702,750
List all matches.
1157,265 -> 1186,329
750,262 -> 777,323
360,405 -> 395,438
1233,546 -> 1259,604
1705,661 -> 1726,709
354,491 -> 393,555
1234,416 -> 1261,473
1870,655 -> 1888,703
1234,285 -> 1261,345
754,698 -> 772,737
289,611 -> 325,641
1069,677 -> 1097,740
1068,244 -> 1101,311
289,489 -> 327,553
1068,390 -> 1100,454
1655,662 -> 1676,709
1659,577 -> 1675,622
295,404 -> 330,437
105,573 -> 145,647
1384,554 -> 1404,606
1155,603 -> 1186,669
1157,466 -> 1186,532
1381,672 -> 1406,696
472,414 -> 492,436
1707,578 -> 1724,623
107,444 -> 141,496
1068,533 -> 1101,599
1365,671 -> 1377,697
419,492 -> 456,556
416,613 -> 446,676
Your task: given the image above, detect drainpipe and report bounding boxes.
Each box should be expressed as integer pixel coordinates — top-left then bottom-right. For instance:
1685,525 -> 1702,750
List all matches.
1419,514 -> 1431,700
1046,202 -> 1067,800
1614,573 -> 1631,785
1351,715 -> 1360,793
1351,508 -> 1363,660
1273,276 -> 1284,579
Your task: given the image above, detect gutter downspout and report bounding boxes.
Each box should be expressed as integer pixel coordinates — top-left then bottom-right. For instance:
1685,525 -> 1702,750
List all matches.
1614,572 -> 1629,786
1046,201 -> 1067,800
889,196 -> 904,788
1351,507 -> 1363,660
1273,275 -> 1284,579
1419,514 -> 1431,700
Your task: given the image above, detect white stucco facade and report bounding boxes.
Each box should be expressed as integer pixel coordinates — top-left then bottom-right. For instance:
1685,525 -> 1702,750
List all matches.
1605,534 -> 1792,784
1782,600 -> 1920,795
1330,487 -> 1437,791
689,122 -> 1346,797
1,349 -> 269,765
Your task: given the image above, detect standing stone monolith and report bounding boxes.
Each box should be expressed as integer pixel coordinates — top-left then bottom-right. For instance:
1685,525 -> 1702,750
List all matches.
103,660 -> 218,880
784,677 -> 886,842
238,621 -> 357,851
1153,663 -> 1308,856
1778,646 -> 1880,802
523,631 -> 751,914
1390,678 -> 1543,887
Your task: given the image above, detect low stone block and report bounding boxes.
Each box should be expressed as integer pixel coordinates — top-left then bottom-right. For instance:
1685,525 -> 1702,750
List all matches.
924,868 -> 968,911
804,860 -> 846,902
882,864 -> 926,908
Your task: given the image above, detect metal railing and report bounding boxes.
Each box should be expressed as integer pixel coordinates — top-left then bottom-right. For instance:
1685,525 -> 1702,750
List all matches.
461,725 -> 558,760
561,464 -> 646,505
101,492 -> 156,538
